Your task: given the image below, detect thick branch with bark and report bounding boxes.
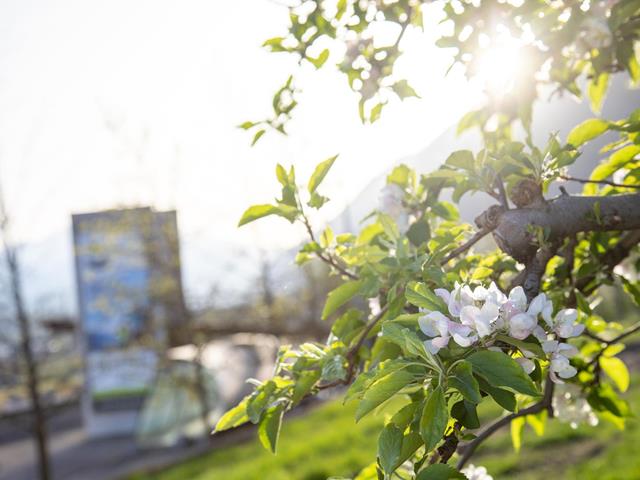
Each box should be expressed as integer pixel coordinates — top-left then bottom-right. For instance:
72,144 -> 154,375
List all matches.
492,193 -> 640,263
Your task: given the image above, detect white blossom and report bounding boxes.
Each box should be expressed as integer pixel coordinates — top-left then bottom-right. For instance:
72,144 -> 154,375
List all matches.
461,464 -> 493,480
460,301 -> 500,338
418,311 -> 477,354
378,183 -> 409,232
553,384 -> 599,429
544,308 -> 584,339
543,340 -> 579,383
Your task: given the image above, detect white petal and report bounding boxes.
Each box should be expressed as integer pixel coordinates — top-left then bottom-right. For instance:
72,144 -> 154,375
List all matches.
516,357 -> 536,374
434,288 -> 451,305
508,286 -> 527,311
419,311 -> 449,337
528,293 -> 548,316
424,339 -> 441,354
542,339 -> 559,354
460,305 -> 480,327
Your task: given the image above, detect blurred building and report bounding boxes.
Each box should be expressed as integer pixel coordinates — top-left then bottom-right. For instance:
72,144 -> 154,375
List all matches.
72,207 -> 187,437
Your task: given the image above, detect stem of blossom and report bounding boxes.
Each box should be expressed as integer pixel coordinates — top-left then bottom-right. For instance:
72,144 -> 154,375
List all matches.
456,376 -> 555,470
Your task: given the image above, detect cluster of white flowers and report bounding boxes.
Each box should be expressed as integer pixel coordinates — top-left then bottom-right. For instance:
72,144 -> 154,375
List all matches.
378,183 -> 409,233
461,464 -> 493,480
552,384 -> 599,429
418,282 -> 584,383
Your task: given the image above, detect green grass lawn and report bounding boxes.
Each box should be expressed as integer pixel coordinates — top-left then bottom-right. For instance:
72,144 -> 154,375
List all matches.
130,382 -> 640,480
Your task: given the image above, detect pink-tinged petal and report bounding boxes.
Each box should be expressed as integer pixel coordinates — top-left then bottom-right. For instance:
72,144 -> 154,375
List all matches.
509,313 -> 536,340
487,282 -> 507,304
549,369 -> 564,384
434,288 -> 450,305
431,335 -> 450,350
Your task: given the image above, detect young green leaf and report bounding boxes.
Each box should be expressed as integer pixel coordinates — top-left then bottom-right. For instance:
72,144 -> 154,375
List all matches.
600,356 -> 630,392
467,350 -> 539,397
420,386 -> 448,452
308,154 -> 338,194
566,119 -> 609,147
258,404 -> 285,453
321,280 -> 363,320
214,395 -> 250,432
238,204 -> 298,226
355,369 -> 415,421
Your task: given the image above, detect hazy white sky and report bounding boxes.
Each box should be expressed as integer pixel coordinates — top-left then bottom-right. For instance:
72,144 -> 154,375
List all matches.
0,0 -> 479,308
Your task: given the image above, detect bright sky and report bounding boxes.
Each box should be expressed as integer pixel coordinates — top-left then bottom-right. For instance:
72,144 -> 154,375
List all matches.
0,0 -> 479,308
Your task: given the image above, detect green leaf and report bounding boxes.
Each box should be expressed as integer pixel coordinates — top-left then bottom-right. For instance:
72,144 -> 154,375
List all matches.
420,386 -> 448,452
390,402 -> 420,430
445,150 -> 475,171
477,376 -> 517,412
355,369 -> 415,421
308,191 -> 329,209
321,280 -> 363,320
291,370 -> 321,405
238,204 -> 298,226
587,72 -> 610,114
416,463 -> 465,479
391,79 -> 420,100
378,423 -> 403,475
214,395 -> 250,432
308,154 -> 338,194
247,381 -> 276,423
467,351 -> 539,397
451,400 -> 480,429
387,164 -> 413,187
407,219 -> 430,247
600,356 -> 630,392
471,266 -> 493,280
405,282 -> 447,312
510,416 -> 525,453
308,48 -> 330,69
239,120 -> 256,130
251,128 -> 266,146
495,334 -> 545,358
449,361 -> 481,404
258,404 -> 284,453
566,119 -> 609,147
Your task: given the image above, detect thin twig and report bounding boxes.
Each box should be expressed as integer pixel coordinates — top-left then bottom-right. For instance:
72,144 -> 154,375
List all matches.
586,321 -> 640,346
441,228 -> 491,265
456,376 -> 555,470
559,175 -> 640,190
300,213 -> 359,281
494,174 -> 510,210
